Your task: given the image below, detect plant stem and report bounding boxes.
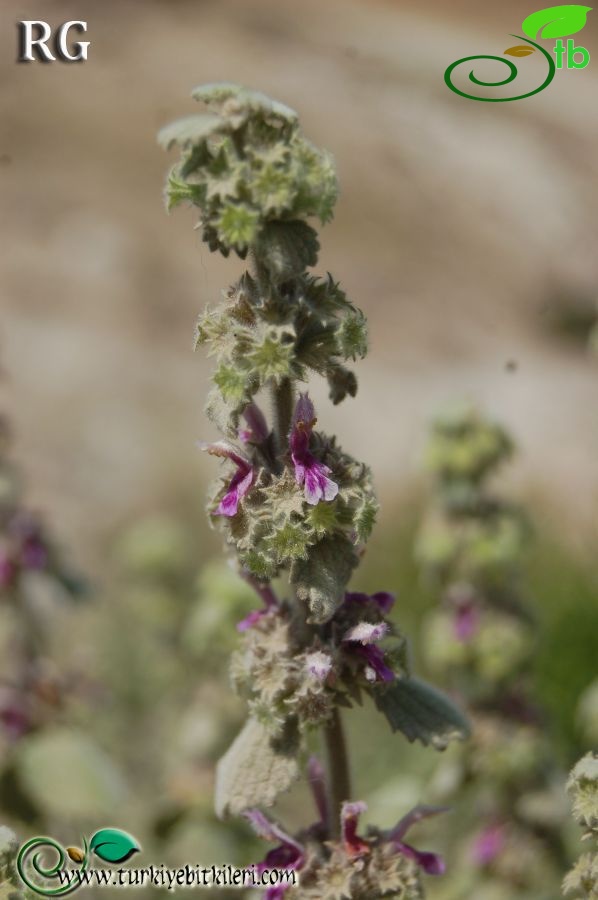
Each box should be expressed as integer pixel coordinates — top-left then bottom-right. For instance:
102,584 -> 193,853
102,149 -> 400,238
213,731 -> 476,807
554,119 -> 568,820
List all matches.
272,377 -> 294,456
323,707 -> 351,838
267,324 -> 350,836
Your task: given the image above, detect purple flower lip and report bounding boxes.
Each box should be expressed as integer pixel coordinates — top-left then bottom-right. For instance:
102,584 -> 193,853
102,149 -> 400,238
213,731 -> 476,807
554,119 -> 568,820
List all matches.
290,393 -> 339,506
244,809 -> 305,899
341,800 -> 370,857
236,608 -> 267,632
199,440 -> 255,517
340,592 -> 396,683
340,800 -> 447,875
386,805 -> 448,876
352,644 -> 395,682
237,572 -> 279,632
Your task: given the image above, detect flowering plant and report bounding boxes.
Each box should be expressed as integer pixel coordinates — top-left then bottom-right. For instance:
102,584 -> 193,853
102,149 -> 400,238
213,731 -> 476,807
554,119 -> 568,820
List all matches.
160,83 -> 469,898
417,405 -> 568,897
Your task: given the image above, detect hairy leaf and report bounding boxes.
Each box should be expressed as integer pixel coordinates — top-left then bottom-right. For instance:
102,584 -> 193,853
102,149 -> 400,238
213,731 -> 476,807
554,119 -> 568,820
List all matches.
215,718 -> 300,817
372,676 -> 470,750
291,535 -> 358,624
256,221 -> 320,278
158,114 -> 224,150
192,82 -> 298,126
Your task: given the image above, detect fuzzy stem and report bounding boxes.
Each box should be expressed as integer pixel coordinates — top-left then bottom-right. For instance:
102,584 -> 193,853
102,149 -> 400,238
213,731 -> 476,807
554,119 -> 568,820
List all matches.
272,377 -> 294,456
323,707 -> 351,839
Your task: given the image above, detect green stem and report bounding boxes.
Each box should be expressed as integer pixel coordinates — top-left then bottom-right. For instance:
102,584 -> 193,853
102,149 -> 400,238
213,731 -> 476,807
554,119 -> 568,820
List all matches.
323,707 -> 351,838
271,377 -> 294,457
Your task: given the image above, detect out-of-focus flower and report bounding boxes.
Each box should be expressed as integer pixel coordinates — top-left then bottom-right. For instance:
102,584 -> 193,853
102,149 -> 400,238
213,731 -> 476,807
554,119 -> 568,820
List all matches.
453,603 -> 479,642
0,688 -> 31,741
344,590 -> 395,615
0,548 -> 16,589
9,513 -> 49,571
471,823 -> 505,867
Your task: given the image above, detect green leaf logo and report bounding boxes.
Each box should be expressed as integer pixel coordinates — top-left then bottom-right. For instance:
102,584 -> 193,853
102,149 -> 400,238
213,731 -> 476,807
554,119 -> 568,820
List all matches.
522,5 -> 592,39
89,829 -> 139,864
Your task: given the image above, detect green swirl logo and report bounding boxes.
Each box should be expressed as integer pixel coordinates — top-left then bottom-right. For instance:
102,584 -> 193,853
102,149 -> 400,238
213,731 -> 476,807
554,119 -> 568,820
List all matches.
16,829 -> 139,896
16,837 -> 89,897
445,4 -> 592,102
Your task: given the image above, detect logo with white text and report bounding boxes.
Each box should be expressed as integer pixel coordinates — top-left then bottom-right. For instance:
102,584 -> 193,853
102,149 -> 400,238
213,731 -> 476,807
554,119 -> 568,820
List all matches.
17,21 -> 89,63
445,4 -> 591,101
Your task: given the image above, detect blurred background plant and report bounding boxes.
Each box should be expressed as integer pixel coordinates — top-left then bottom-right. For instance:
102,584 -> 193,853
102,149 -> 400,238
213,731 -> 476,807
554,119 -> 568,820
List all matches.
415,406 -> 570,899
0,405 -> 96,833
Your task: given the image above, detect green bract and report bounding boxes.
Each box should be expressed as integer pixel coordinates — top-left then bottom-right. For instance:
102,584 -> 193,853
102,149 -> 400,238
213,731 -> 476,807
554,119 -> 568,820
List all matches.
159,83 -> 337,261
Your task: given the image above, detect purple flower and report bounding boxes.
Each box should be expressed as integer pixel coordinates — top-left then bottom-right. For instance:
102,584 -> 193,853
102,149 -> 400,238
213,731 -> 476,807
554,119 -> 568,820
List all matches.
471,824 -> 505,866
237,573 -> 279,632
341,801 -> 370,857
351,644 -> 395,683
239,402 -> 270,445
245,780 -> 446,897
244,809 -> 305,899
305,650 -> 334,681
341,594 -> 396,683
290,394 -> 338,506
0,688 -> 31,741
386,805 -> 447,875
8,513 -> 49,572
340,801 -> 446,875
344,590 -> 395,615
453,604 -> 479,642
200,441 -> 255,517
446,584 -> 480,643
